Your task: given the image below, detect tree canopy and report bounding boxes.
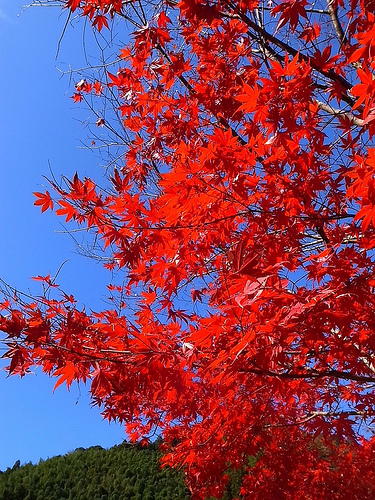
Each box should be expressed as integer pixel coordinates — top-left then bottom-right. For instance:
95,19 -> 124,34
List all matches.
2,0 -> 375,497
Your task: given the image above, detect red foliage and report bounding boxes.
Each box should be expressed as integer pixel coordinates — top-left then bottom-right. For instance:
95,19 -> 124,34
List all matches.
3,0 -> 375,497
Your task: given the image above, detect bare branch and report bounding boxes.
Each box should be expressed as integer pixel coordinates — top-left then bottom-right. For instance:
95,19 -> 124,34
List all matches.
327,0 -> 347,45
316,100 -> 365,127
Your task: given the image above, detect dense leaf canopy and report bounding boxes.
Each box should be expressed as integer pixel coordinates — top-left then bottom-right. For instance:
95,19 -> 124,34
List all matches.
2,0 -> 375,497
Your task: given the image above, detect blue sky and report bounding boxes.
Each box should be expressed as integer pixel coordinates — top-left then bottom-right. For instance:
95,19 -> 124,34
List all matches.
0,2 -> 126,470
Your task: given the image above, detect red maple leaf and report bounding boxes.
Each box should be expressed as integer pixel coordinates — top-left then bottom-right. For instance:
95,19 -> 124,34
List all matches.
65,0 -> 81,11
33,191 -> 54,212
272,0 -> 308,32
93,14 -> 109,31
55,200 -> 77,222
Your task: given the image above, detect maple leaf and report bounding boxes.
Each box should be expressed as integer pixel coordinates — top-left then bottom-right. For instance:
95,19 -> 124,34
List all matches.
157,11 -> 172,28
347,12 -> 375,64
272,0 -> 308,32
71,92 -> 83,103
311,46 -> 341,72
65,0 -> 81,11
7,346 -> 30,376
91,369 -> 112,398
236,82 -> 260,113
299,22 -> 321,43
0,310 -> 26,337
33,191 -> 54,212
53,363 -> 78,391
93,14 -> 109,31
93,81 -> 103,95
351,67 -> 375,111
32,274 -> 51,283
191,289 -> 204,302
75,79 -> 87,92
55,200 -> 77,222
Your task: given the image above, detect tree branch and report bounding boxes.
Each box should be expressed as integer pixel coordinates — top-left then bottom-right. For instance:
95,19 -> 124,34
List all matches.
316,101 -> 365,127
224,0 -> 354,95
241,366 -> 375,384
327,0 -> 347,46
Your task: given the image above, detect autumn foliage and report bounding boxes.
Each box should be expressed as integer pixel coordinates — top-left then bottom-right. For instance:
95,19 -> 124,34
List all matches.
3,0 -> 375,497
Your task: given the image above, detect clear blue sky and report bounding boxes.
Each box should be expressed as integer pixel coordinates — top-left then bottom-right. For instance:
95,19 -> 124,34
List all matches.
0,2 -> 126,470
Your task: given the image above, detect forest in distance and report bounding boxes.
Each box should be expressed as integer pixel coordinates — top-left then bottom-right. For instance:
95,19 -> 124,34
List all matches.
0,441 -> 191,500
2,0 -> 375,497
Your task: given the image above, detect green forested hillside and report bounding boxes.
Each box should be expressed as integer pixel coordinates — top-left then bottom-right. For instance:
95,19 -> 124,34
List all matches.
0,441 -> 190,500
